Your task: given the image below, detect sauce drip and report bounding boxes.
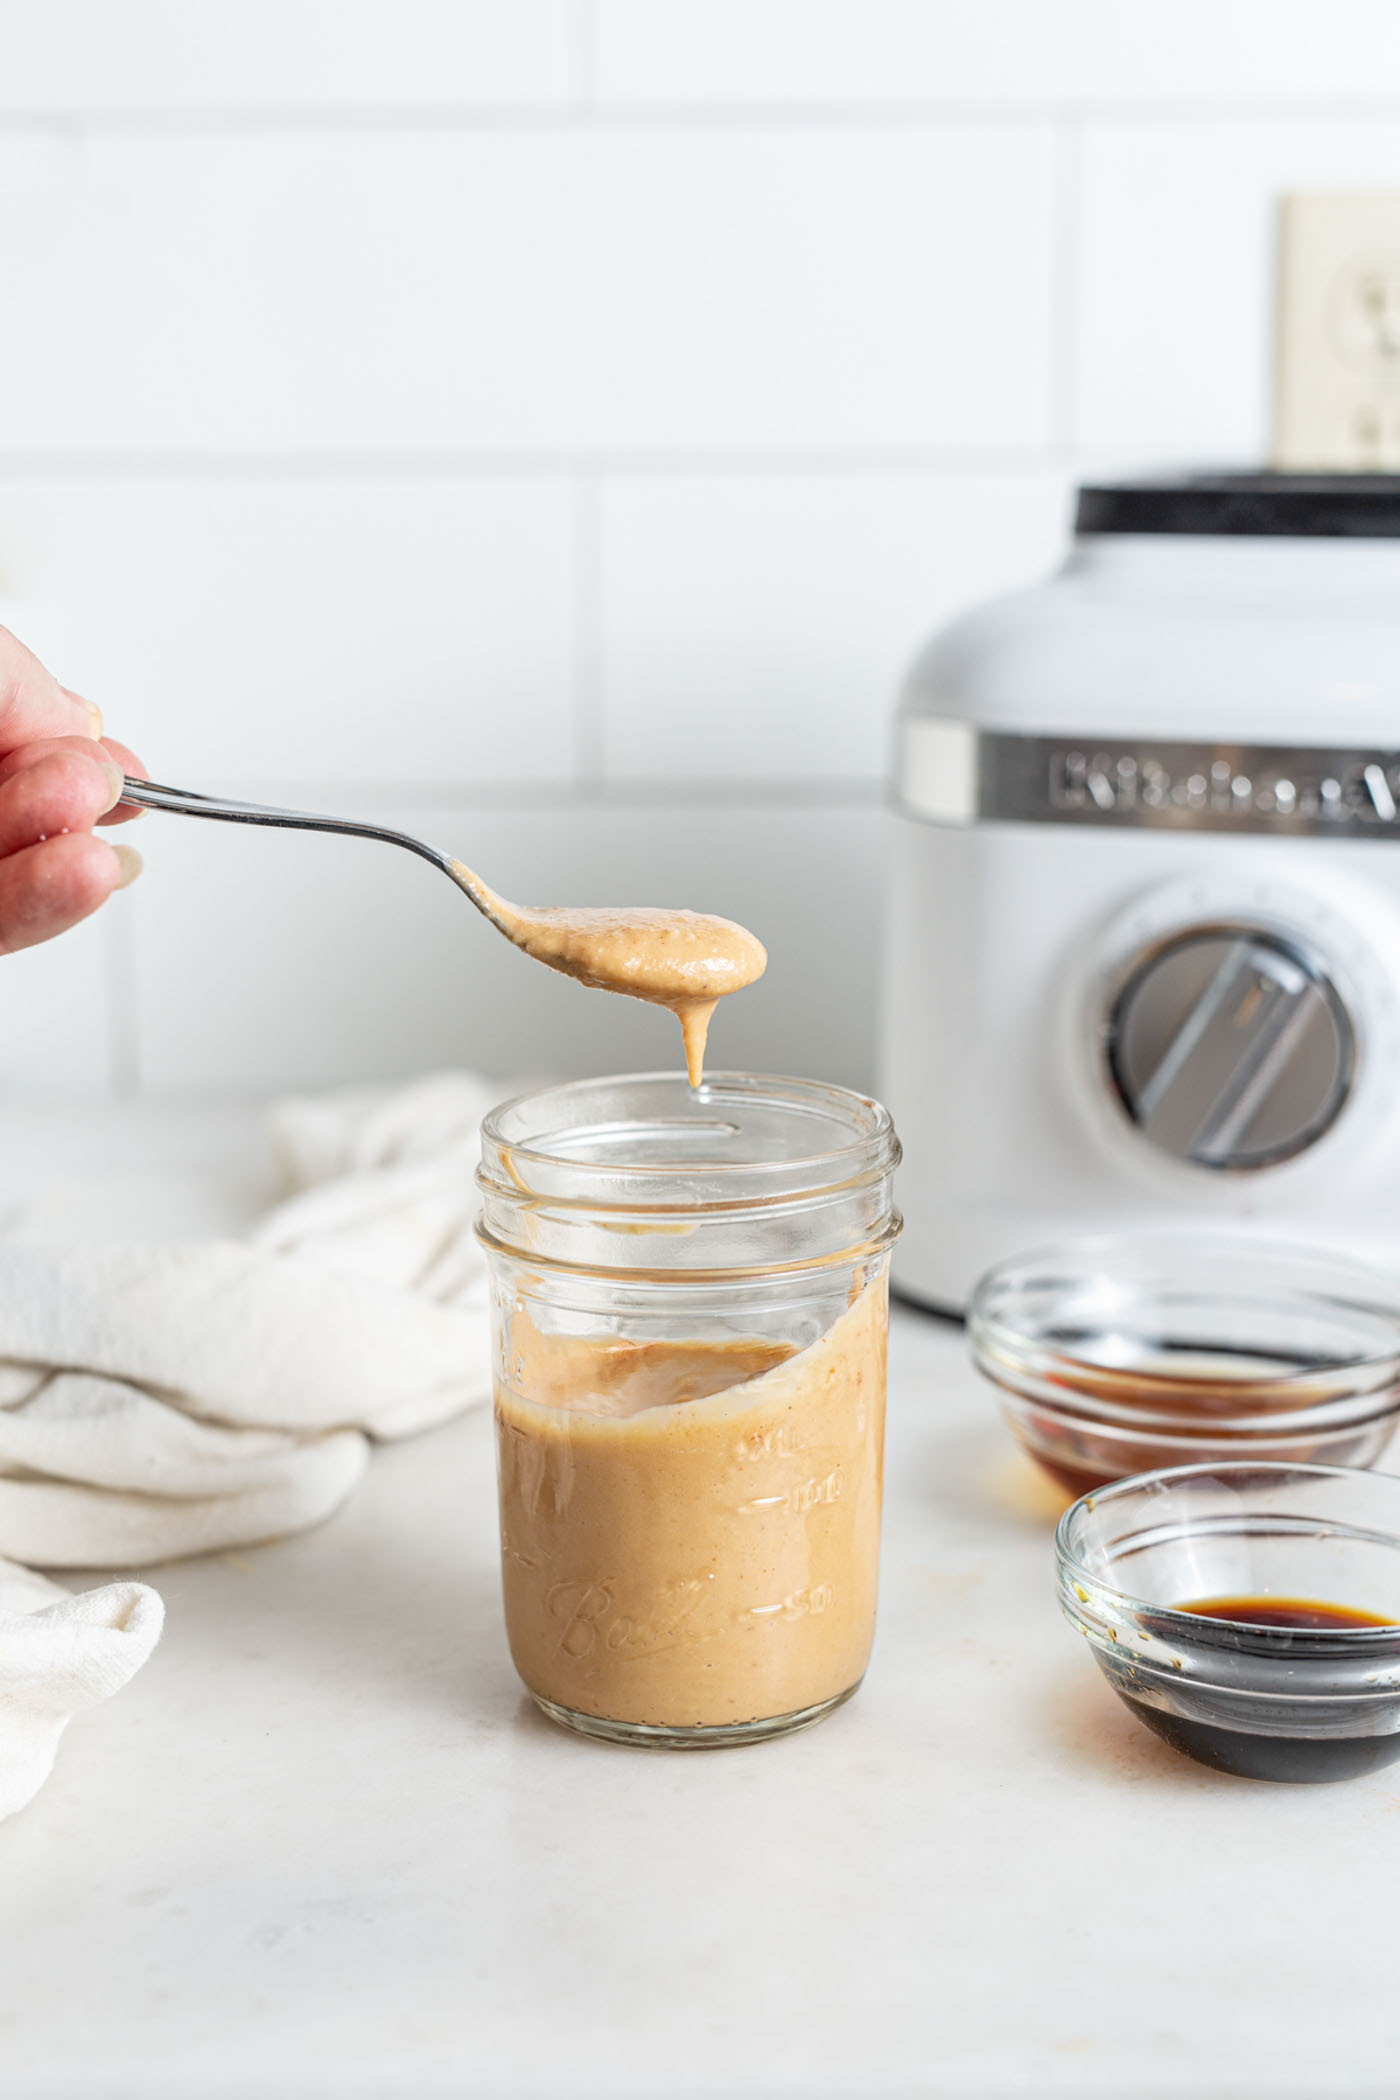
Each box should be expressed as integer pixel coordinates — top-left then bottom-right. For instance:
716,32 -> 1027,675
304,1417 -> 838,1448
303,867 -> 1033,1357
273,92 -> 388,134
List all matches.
1176,1595 -> 1394,1631
449,866 -> 766,1086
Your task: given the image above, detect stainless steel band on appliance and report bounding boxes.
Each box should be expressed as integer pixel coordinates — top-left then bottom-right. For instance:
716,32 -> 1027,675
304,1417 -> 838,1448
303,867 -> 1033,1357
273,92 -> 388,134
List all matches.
899,718 -> 1400,838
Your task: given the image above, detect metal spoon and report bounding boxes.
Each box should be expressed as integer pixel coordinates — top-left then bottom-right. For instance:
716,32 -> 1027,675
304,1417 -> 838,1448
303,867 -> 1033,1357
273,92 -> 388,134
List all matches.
118,776 -> 513,933
117,777 -> 767,1085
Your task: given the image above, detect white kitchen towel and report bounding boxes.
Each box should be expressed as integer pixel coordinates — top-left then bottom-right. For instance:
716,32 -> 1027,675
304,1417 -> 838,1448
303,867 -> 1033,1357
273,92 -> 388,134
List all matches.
0,1557 -> 164,1820
0,1069 -> 502,1823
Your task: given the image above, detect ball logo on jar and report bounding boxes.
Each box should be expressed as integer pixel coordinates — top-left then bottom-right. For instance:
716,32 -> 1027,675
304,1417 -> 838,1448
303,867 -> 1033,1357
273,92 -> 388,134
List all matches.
545,1574 -> 718,1660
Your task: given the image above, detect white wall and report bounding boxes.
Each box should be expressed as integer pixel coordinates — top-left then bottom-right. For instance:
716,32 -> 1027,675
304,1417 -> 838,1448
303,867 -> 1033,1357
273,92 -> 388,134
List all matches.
1,1 -> 1398,1098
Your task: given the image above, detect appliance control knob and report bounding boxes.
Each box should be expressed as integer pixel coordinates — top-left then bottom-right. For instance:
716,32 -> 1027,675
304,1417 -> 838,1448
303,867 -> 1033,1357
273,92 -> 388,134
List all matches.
1105,924 -> 1355,1170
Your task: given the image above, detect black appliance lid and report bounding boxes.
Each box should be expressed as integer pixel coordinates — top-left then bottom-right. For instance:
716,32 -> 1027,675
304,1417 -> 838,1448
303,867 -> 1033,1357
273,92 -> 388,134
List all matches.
1075,472 -> 1400,540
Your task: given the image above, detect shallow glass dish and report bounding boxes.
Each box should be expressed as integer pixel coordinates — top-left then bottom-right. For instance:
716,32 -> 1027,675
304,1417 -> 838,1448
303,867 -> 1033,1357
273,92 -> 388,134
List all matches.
969,1236 -> 1400,1495
1056,1461 -> 1400,1782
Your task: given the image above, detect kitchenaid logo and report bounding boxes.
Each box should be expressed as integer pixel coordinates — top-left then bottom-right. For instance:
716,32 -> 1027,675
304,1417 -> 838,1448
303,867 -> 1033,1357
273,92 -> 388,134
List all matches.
1050,745 -> 1400,827
897,718 -> 1400,836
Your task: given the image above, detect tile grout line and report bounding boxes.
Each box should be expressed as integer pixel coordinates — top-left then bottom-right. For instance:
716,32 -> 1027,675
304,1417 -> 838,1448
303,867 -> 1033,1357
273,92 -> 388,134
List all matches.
1048,116 -> 1081,457
565,0 -> 595,110
0,447 -> 1083,477
2,99 -> 1400,132
160,779 -> 885,811
570,471 -> 606,793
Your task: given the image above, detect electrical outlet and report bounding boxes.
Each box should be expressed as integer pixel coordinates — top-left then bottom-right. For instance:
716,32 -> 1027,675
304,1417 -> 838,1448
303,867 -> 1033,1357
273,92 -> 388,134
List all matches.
1275,192 -> 1400,470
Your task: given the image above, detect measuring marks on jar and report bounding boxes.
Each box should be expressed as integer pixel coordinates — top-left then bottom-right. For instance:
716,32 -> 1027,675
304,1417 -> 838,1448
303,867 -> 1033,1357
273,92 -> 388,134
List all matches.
740,1467 -> 845,1517
736,1411 -> 847,1517
544,1572 -> 841,1659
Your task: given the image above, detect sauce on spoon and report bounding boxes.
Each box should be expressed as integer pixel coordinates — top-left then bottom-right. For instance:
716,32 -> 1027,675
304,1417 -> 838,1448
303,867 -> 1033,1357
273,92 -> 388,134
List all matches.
449,865 -> 767,1085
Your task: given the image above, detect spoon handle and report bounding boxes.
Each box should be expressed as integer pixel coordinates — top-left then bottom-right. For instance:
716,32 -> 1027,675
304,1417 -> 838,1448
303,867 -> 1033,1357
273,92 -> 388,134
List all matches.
118,775 -> 471,890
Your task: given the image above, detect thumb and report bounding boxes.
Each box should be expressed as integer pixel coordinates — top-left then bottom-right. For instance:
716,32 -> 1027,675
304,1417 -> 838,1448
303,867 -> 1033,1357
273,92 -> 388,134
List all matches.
0,628 -> 102,757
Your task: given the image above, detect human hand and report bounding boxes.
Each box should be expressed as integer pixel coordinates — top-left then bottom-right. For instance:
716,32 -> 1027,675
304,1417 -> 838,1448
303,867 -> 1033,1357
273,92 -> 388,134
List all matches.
0,625 -> 147,954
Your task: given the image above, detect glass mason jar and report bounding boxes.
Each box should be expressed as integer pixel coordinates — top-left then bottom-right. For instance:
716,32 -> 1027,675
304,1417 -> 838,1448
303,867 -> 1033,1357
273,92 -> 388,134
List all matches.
475,1072 -> 901,1748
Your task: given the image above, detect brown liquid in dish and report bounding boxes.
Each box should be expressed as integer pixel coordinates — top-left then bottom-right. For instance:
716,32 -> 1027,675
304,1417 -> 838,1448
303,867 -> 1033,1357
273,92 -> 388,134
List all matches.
1115,1595 -> 1400,1781
494,1279 -> 887,1733
1056,1355 -> 1321,1419
449,865 -> 766,1086
1010,1350 -> 1380,1495
1177,1596 -> 1395,1631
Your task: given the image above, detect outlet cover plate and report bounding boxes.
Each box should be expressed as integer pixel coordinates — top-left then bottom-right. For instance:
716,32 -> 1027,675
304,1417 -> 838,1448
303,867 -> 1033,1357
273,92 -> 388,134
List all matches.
1275,192 -> 1400,471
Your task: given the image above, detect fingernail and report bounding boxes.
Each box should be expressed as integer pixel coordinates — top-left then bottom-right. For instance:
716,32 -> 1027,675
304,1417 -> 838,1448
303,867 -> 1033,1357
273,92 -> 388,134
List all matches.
111,843 -> 142,890
63,687 -> 103,738
94,754 -> 125,814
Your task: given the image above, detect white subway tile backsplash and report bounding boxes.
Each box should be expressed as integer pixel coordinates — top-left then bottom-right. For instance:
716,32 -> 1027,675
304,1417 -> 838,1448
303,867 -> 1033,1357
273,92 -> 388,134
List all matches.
0,476 -> 577,788
0,909 -> 117,1101
1076,120 -> 1400,457
0,127 -> 1056,456
596,1 -> 1400,108
598,471 -> 1071,783
0,2 -> 570,112
0,6 -> 1386,1106
125,798 -> 884,1094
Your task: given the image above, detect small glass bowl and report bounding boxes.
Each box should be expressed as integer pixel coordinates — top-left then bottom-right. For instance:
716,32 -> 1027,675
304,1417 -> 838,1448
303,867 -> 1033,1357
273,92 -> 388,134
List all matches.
1056,1461 -> 1400,1782
968,1236 -> 1400,1495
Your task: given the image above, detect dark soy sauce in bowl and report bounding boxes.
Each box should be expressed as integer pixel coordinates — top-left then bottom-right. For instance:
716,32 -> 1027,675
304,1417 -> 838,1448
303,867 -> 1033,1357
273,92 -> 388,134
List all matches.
1056,1464 -> 1400,1784
1113,1595 -> 1400,1782
1179,1596 -> 1393,1632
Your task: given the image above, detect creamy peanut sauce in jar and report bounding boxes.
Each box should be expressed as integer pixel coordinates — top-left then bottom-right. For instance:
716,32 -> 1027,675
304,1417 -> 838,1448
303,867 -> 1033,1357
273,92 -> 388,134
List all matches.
476,1073 -> 901,1747
447,865 -> 767,1086
496,1278 -> 887,1732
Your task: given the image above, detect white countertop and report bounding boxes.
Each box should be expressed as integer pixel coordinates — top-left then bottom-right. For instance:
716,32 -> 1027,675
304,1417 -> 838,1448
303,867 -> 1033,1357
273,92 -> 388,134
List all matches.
1,1103 -> 1397,2100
